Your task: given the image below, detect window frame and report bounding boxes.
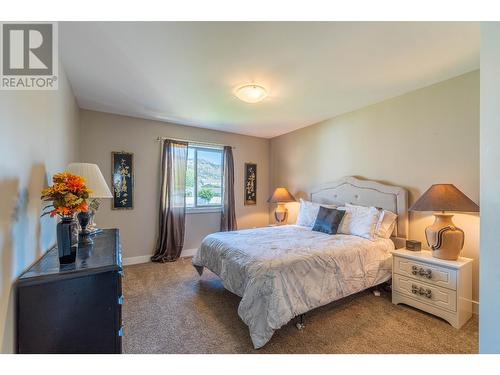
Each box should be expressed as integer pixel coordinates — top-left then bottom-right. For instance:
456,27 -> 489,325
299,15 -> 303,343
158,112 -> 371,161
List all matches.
185,144 -> 224,213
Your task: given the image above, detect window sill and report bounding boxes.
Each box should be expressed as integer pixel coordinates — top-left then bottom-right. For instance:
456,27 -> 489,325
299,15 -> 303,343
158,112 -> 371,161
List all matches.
186,207 -> 222,215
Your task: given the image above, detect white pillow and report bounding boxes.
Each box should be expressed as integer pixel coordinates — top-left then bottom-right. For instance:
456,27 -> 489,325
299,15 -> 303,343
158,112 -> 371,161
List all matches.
296,199 -> 336,227
375,210 -> 398,239
338,203 -> 380,240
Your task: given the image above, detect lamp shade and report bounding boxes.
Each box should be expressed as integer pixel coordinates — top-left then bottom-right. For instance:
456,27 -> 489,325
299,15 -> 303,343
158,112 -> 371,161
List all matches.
267,187 -> 296,203
66,163 -> 112,199
409,184 -> 479,213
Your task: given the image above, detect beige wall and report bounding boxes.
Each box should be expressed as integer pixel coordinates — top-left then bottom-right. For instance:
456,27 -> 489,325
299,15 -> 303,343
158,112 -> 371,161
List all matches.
269,71 -> 480,303
79,110 -> 270,260
0,67 -> 80,353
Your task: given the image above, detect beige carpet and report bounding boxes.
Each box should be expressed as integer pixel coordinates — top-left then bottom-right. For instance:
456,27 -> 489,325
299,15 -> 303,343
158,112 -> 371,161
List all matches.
122,257 -> 478,354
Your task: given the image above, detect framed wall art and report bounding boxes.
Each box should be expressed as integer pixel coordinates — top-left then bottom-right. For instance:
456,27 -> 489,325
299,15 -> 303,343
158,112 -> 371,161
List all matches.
244,162 -> 257,205
112,151 -> 134,209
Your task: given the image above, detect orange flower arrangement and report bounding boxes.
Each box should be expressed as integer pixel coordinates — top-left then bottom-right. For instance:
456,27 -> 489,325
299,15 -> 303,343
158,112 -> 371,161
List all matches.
41,172 -> 92,218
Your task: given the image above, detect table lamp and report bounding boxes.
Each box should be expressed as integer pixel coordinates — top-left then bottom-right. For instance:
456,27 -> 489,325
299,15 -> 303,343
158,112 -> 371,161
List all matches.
66,163 -> 112,245
267,187 -> 296,225
409,184 -> 479,260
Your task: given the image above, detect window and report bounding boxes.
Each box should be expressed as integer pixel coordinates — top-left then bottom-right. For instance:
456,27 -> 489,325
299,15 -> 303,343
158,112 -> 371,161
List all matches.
186,145 -> 223,209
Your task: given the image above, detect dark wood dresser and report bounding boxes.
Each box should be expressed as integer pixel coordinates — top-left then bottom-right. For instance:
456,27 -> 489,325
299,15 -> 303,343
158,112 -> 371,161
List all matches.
16,228 -> 123,354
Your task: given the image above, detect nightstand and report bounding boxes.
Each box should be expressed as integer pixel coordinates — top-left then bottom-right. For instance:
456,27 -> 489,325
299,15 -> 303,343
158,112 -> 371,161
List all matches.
391,248 -> 473,329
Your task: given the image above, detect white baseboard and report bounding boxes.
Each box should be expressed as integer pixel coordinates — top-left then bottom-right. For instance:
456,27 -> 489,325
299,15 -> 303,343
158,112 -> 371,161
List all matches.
180,248 -> 198,257
122,255 -> 151,266
473,302 -> 479,315
123,248 -> 197,266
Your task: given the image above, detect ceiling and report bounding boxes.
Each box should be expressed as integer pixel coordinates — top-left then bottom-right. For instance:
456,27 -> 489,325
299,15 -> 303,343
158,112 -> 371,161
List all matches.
60,22 -> 479,138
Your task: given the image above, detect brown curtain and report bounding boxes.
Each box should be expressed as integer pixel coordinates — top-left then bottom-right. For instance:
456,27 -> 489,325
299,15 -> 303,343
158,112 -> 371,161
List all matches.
151,139 -> 188,262
220,146 -> 237,231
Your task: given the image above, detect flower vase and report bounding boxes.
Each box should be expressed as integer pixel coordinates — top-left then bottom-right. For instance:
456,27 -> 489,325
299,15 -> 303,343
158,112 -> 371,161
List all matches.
57,216 -> 78,264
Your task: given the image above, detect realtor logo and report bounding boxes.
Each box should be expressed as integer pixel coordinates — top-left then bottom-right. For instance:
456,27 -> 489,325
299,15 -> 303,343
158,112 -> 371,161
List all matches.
1,22 -> 58,90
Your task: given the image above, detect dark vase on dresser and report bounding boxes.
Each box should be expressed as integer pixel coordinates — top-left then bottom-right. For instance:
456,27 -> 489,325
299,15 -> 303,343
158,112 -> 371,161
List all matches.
16,229 -> 123,354
56,216 -> 79,264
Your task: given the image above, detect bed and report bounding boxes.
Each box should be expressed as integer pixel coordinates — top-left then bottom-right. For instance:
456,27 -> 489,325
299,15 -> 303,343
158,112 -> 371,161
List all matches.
192,176 -> 408,349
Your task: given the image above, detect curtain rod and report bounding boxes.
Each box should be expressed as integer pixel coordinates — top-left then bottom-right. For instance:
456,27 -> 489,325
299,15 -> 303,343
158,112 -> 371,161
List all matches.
155,136 -> 234,149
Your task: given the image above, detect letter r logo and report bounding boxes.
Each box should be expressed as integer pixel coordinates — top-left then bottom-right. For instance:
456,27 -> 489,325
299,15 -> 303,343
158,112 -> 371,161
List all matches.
2,23 -> 53,75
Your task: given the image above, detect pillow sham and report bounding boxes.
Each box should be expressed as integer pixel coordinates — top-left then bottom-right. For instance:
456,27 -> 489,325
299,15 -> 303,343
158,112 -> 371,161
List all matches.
338,203 -> 380,240
312,206 -> 346,235
375,209 -> 398,239
296,199 -> 336,227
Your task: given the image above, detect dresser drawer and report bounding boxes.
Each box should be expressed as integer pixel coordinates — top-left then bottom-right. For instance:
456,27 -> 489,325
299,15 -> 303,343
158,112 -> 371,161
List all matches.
393,274 -> 457,312
394,256 -> 457,290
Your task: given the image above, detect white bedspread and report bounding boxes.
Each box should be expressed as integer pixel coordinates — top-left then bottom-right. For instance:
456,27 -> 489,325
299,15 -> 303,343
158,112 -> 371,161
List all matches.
192,225 -> 394,349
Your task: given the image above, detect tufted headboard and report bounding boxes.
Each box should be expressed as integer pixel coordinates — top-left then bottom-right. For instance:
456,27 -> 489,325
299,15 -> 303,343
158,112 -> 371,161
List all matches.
310,176 -> 408,243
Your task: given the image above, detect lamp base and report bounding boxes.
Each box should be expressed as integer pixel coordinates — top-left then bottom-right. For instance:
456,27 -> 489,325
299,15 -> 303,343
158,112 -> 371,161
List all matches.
87,198 -> 103,234
88,228 -> 103,236
425,213 -> 464,260
274,203 -> 289,225
77,211 -> 94,246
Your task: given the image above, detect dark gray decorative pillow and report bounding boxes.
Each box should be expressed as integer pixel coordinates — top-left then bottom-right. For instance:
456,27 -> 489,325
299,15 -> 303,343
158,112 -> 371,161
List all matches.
312,206 -> 346,235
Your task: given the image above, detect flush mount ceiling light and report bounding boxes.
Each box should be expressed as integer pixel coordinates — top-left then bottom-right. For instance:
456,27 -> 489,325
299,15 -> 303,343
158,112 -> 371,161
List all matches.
234,84 -> 268,104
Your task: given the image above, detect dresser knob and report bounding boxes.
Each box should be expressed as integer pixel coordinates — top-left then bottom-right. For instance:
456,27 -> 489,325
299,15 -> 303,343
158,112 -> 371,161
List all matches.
411,284 -> 432,298
419,268 -> 432,279
412,265 -> 432,279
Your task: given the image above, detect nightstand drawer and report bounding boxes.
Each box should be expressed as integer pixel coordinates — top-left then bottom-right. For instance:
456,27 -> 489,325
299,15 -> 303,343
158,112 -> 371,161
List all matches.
393,274 -> 457,312
394,256 -> 457,290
